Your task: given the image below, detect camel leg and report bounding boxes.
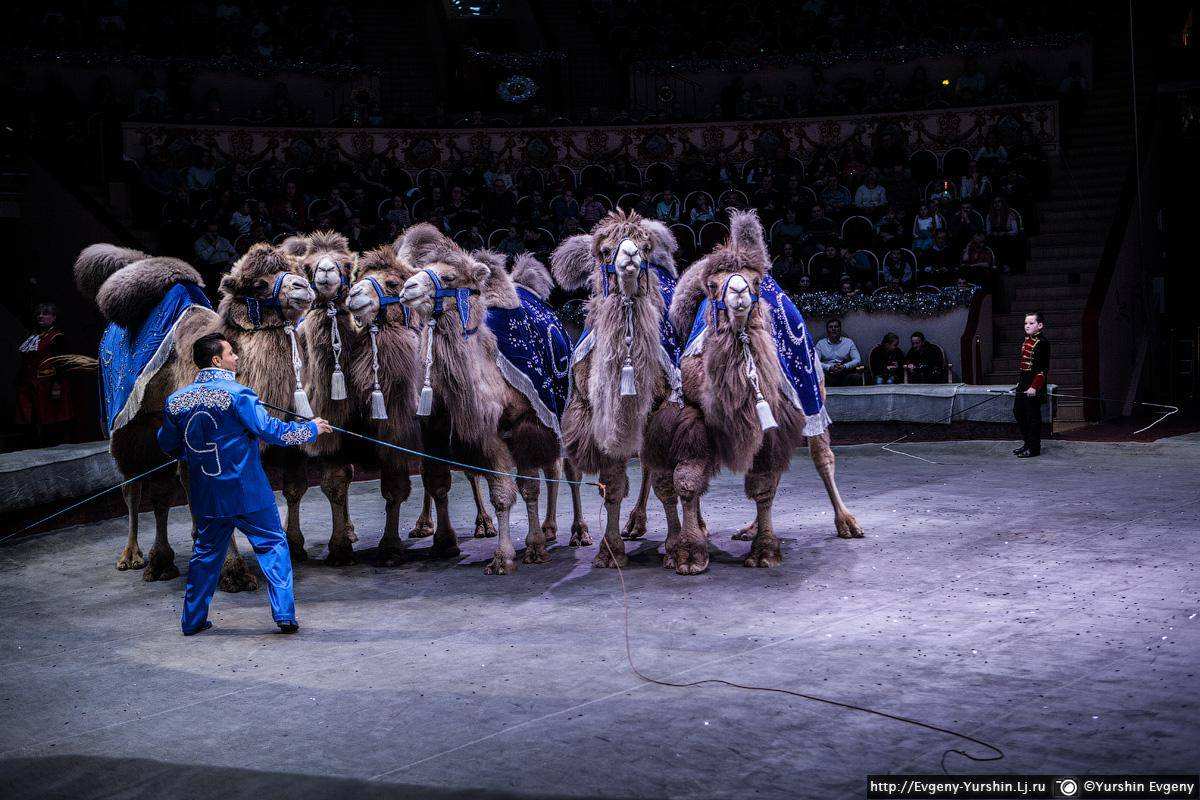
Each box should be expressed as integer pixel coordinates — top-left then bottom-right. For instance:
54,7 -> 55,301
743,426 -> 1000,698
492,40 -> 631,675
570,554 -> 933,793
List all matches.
423,461 -> 461,559
470,472 -> 498,538
593,461 -> 629,569
520,467 -> 549,564
281,455 -> 309,562
671,460 -> 710,575
809,432 -> 863,539
541,461 -> 559,543
743,471 -> 783,567
482,446 -> 518,575
651,469 -> 682,570
621,468 -> 650,540
409,485 -> 434,538
322,462 -> 356,566
564,458 -> 592,546
378,459 -> 412,567
218,535 -> 260,593
143,472 -> 180,582
117,482 -> 146,571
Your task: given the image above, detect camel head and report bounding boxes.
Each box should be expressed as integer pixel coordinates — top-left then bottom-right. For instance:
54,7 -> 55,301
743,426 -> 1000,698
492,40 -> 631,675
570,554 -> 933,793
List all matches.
220,242 -> 315,323
395,224 -> 489,327
697,210 -> 770,332
551,209 -> 678,300
302,230 -> 354,302
347,245 -> 416,329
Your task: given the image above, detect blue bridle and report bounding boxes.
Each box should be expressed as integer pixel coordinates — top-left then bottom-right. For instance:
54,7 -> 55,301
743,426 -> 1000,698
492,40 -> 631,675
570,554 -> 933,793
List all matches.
423,268 -> 478,335
710,273 -> 760,327
241,273 -> 288,328
600,259 -> 656,297
364,276 -> 412,328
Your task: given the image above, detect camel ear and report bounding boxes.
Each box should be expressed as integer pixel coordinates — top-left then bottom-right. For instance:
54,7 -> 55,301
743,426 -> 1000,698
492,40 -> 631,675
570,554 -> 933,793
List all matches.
669,259 -> 710,338
641,220 -> 679,277
396,223 -> 447,267
278,235 -> 311,260
218,273 -> 239,298
550,234 -> 594,291
728,210 -> 769,268
469,259 -> 492,286
470,248 -> 507,275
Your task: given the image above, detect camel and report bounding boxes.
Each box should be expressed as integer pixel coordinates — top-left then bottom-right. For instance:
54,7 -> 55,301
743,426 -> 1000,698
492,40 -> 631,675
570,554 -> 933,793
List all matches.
397,224 -> 564,574
343,244 -> 429,564
550,209 -> 683,569
297,230 -> 365,565
647,210 -> 863,575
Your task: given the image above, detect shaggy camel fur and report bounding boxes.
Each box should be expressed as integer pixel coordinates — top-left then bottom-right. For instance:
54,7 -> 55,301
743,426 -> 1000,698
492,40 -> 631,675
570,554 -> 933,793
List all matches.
398,224 -> 561,574
298,230 -> 364,565
648,211 -> 863,575
344,245 -> 428,564
550,210 -> 681,568
74,245 -> 199,582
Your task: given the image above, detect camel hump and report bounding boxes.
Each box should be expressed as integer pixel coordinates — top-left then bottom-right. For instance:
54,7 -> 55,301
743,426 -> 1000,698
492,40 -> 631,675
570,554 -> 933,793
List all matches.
74,243 -> 149,301
96,256 -> 206,328
511,253 -> 554,301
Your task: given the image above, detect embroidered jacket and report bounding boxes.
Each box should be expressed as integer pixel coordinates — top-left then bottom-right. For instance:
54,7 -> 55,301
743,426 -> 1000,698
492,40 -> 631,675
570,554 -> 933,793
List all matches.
1016,334 -> 1050,395
157,367 -> 317,517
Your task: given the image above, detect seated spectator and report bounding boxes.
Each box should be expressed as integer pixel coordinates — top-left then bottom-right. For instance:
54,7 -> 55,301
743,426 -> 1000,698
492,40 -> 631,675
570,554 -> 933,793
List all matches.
772,243 -> 804,292
847,248 -> 877,288
819,175 -> 852,214
904,331 -> 947,384
710,152 -> 738,189
947,201 -> 984,249
911,203 -> 945,252
194,221 -> 236,283
498,226 -> 525,257
881,247 -> 916,287
958,161 -> 992,203
655,189 -> 681,222
875,205 -> 905,249
960,232 -> 996,284
230,199 -> 255,236
809,244 -> 849,289
918,232 -> 955,283
814,318 -> 862,387
807,205 -> 836,245
482,178 -> 516,225
837,275 -> 863,300
580,190 -> 606,227
384,195 -> 411,228
186,153 -> 218,196
853,171 -> 888,214
985,196 -> 1021,270
974,131 -> 1008,174
551,188 -> 580,224
689,194 -> 715,227
869,333 -> 905,385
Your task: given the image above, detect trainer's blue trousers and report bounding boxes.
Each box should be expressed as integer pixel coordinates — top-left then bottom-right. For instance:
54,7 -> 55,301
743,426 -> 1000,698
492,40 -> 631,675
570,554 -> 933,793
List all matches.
181,506 -> 296,634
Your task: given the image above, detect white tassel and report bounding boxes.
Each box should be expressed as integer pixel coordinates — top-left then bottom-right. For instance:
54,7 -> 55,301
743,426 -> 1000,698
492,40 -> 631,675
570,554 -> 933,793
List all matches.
755,396 -> 779,431
620,361 -> 637,396
368,323 -> 387,421
330,367 -> 347,401
284,323 -> 313,418
416,320 -> 435,417
293,388 -> 315,419
417,385 -> 434,416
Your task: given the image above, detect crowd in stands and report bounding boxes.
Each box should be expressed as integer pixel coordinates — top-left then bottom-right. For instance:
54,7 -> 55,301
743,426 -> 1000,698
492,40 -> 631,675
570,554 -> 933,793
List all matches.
814,319 -> 948,386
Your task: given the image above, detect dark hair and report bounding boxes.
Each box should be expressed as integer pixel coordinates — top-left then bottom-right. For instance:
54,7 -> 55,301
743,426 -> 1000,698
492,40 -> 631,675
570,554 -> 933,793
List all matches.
193,332 -> 230,368
826,317 -> 842,328
882,332 -> 899,345
911,331 -> 926,342
1025,311 -> 1044,323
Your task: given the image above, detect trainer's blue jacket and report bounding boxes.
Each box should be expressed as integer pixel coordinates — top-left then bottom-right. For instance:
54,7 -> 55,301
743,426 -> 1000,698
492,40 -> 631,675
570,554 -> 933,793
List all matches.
157,367 -> 317,517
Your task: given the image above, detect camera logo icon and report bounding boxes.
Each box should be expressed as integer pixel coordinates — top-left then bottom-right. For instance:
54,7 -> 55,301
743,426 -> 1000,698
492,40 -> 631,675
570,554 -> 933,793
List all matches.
1056,778 -> 1079,797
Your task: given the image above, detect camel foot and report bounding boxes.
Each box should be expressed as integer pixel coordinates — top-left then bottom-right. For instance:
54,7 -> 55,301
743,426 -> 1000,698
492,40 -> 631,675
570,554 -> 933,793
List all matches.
522,542 -> 551,564
731,520 -> 756,541
377,538 -> 406,567
408,517 -> 435,539
836,513 -> 864,539
541,521 -> 557,543
116,544 -> 145,571
483,553 -> 517,575
661,550 -> 677,570
621,510 -> 647,540
429,534 -> 461,559
673,539 -> 709,576
142,546 -> 180,582
568,521 -> 593,547
473,514 -> 498,538
592,542 -> 628,569
324,537 -> 357,567
218,560 -> 259,593
744,539 -> 783,568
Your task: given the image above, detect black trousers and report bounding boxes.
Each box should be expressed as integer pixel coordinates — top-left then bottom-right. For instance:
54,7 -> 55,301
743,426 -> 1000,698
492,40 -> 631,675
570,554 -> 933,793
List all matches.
1012,392 -> 1044,453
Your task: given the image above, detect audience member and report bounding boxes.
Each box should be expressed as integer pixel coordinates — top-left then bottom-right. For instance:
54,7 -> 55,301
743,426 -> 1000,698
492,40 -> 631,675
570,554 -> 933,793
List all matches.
904,331 -> 947,384
814,318 -> 862,387
869,332 -> 905,385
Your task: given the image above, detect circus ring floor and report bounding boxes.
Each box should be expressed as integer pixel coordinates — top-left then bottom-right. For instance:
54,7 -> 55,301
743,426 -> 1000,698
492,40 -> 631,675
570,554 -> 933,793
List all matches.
1,436 -> 1197,800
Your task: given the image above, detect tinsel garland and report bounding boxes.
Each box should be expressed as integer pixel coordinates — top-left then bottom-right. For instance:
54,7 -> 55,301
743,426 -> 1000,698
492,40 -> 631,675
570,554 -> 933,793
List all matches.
497,75 -> 539,104
635,32 -> 1086,74
466,48 -> 566,70
4,48 -> 373,80
794,286 -> 977,319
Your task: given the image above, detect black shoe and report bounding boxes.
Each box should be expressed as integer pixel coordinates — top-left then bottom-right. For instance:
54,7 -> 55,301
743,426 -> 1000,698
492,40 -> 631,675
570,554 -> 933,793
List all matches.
1016,450 -> 1039,458
276,620 -> 299,634
183,621 -> 213,637
1012,446 -> 1026,454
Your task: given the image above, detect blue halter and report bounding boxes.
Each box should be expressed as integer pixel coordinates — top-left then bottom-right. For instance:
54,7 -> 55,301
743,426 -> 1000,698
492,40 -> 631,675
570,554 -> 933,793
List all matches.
423,268 -> 478,335
710,273 -> 760,327
365,276 -> 411,327
600,259 -> 654,297
242,273 -> 288,328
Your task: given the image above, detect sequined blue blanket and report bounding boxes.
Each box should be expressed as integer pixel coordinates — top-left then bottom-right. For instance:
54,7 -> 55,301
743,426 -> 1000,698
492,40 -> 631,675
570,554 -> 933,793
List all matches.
99,281 -> 212,435
682,275 -> 830,435
486,286 -> 571,437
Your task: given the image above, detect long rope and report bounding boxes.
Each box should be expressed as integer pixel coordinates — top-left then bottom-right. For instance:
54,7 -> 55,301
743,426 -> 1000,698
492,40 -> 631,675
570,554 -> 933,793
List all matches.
259,401 -> 601,490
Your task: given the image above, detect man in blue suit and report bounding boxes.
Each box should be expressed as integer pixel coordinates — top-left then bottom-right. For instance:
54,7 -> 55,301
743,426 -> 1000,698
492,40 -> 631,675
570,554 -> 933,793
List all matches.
158,332 -> 331,636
